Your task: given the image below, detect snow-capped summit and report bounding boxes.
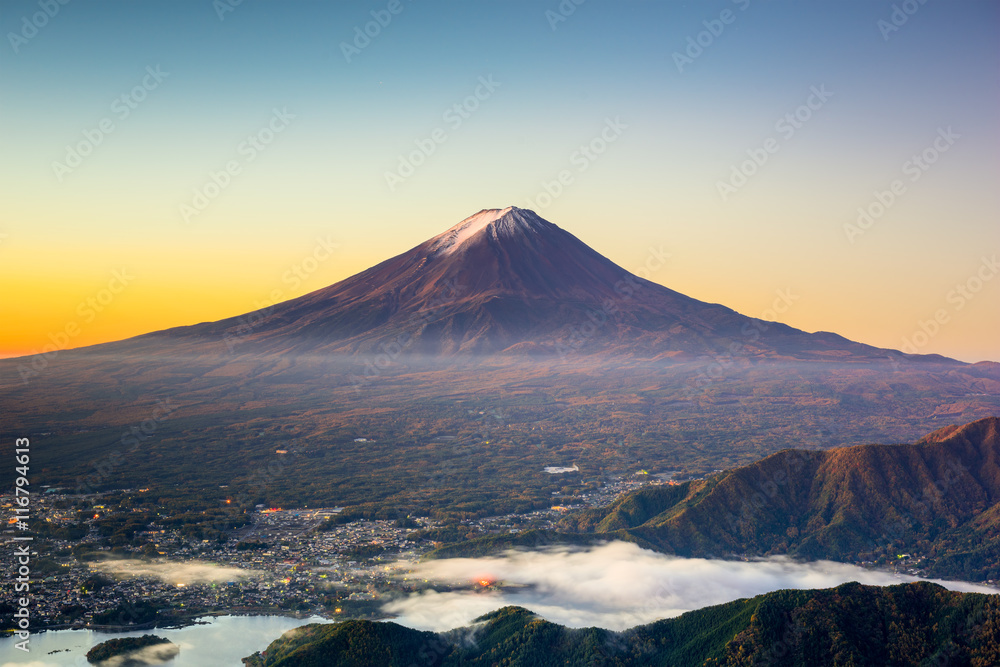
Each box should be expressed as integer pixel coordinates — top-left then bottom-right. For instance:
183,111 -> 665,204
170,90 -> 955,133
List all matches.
431,207 -> 513,255
430,207 -> 545,255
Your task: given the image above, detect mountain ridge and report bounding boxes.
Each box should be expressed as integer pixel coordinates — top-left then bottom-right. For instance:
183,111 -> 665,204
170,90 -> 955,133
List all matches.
242,582 -> 1000,667
497,416 -> 1000,580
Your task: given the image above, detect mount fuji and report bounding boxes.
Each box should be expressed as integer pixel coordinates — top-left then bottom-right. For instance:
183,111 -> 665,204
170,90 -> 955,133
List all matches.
123,206 -> 924,361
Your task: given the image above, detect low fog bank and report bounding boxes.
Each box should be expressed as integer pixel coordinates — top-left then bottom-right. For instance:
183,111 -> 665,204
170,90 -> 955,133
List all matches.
385,541 -> 996,631
93,559 -> 257,585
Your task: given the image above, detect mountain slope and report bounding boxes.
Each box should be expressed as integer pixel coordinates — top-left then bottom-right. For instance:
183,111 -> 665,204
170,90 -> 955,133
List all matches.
242,582 -> 1000,667
549,417 -> 1000,579
120,206 -> 922,359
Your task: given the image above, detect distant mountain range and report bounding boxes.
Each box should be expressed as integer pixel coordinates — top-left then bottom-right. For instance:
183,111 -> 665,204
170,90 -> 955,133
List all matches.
436,417 -> 1000,581
242,582 -> 1000,666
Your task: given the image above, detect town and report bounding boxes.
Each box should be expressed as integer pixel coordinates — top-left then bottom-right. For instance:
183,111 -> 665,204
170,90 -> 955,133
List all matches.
0,471 -> 677,634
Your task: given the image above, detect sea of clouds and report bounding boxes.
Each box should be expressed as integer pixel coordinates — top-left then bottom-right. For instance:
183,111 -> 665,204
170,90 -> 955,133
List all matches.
384,541 -> 997,631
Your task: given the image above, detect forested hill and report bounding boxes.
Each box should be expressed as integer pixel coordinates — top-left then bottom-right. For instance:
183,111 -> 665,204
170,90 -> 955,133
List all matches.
551,416 -> 1000,579
242,581 -> 1000,666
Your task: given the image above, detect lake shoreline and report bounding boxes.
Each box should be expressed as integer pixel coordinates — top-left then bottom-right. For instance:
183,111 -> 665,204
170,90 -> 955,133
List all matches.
0,614 -> 332,667
1,608 -> 329,638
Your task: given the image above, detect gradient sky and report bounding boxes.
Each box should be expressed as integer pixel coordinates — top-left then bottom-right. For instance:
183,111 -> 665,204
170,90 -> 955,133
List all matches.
2,0 -> 998,361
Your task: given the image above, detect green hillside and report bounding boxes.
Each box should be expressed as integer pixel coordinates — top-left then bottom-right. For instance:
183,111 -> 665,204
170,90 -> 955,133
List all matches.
243,581 -> 1000,666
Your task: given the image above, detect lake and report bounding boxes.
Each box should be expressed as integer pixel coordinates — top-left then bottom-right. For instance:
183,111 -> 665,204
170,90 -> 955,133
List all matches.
0,614 -> 328,667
